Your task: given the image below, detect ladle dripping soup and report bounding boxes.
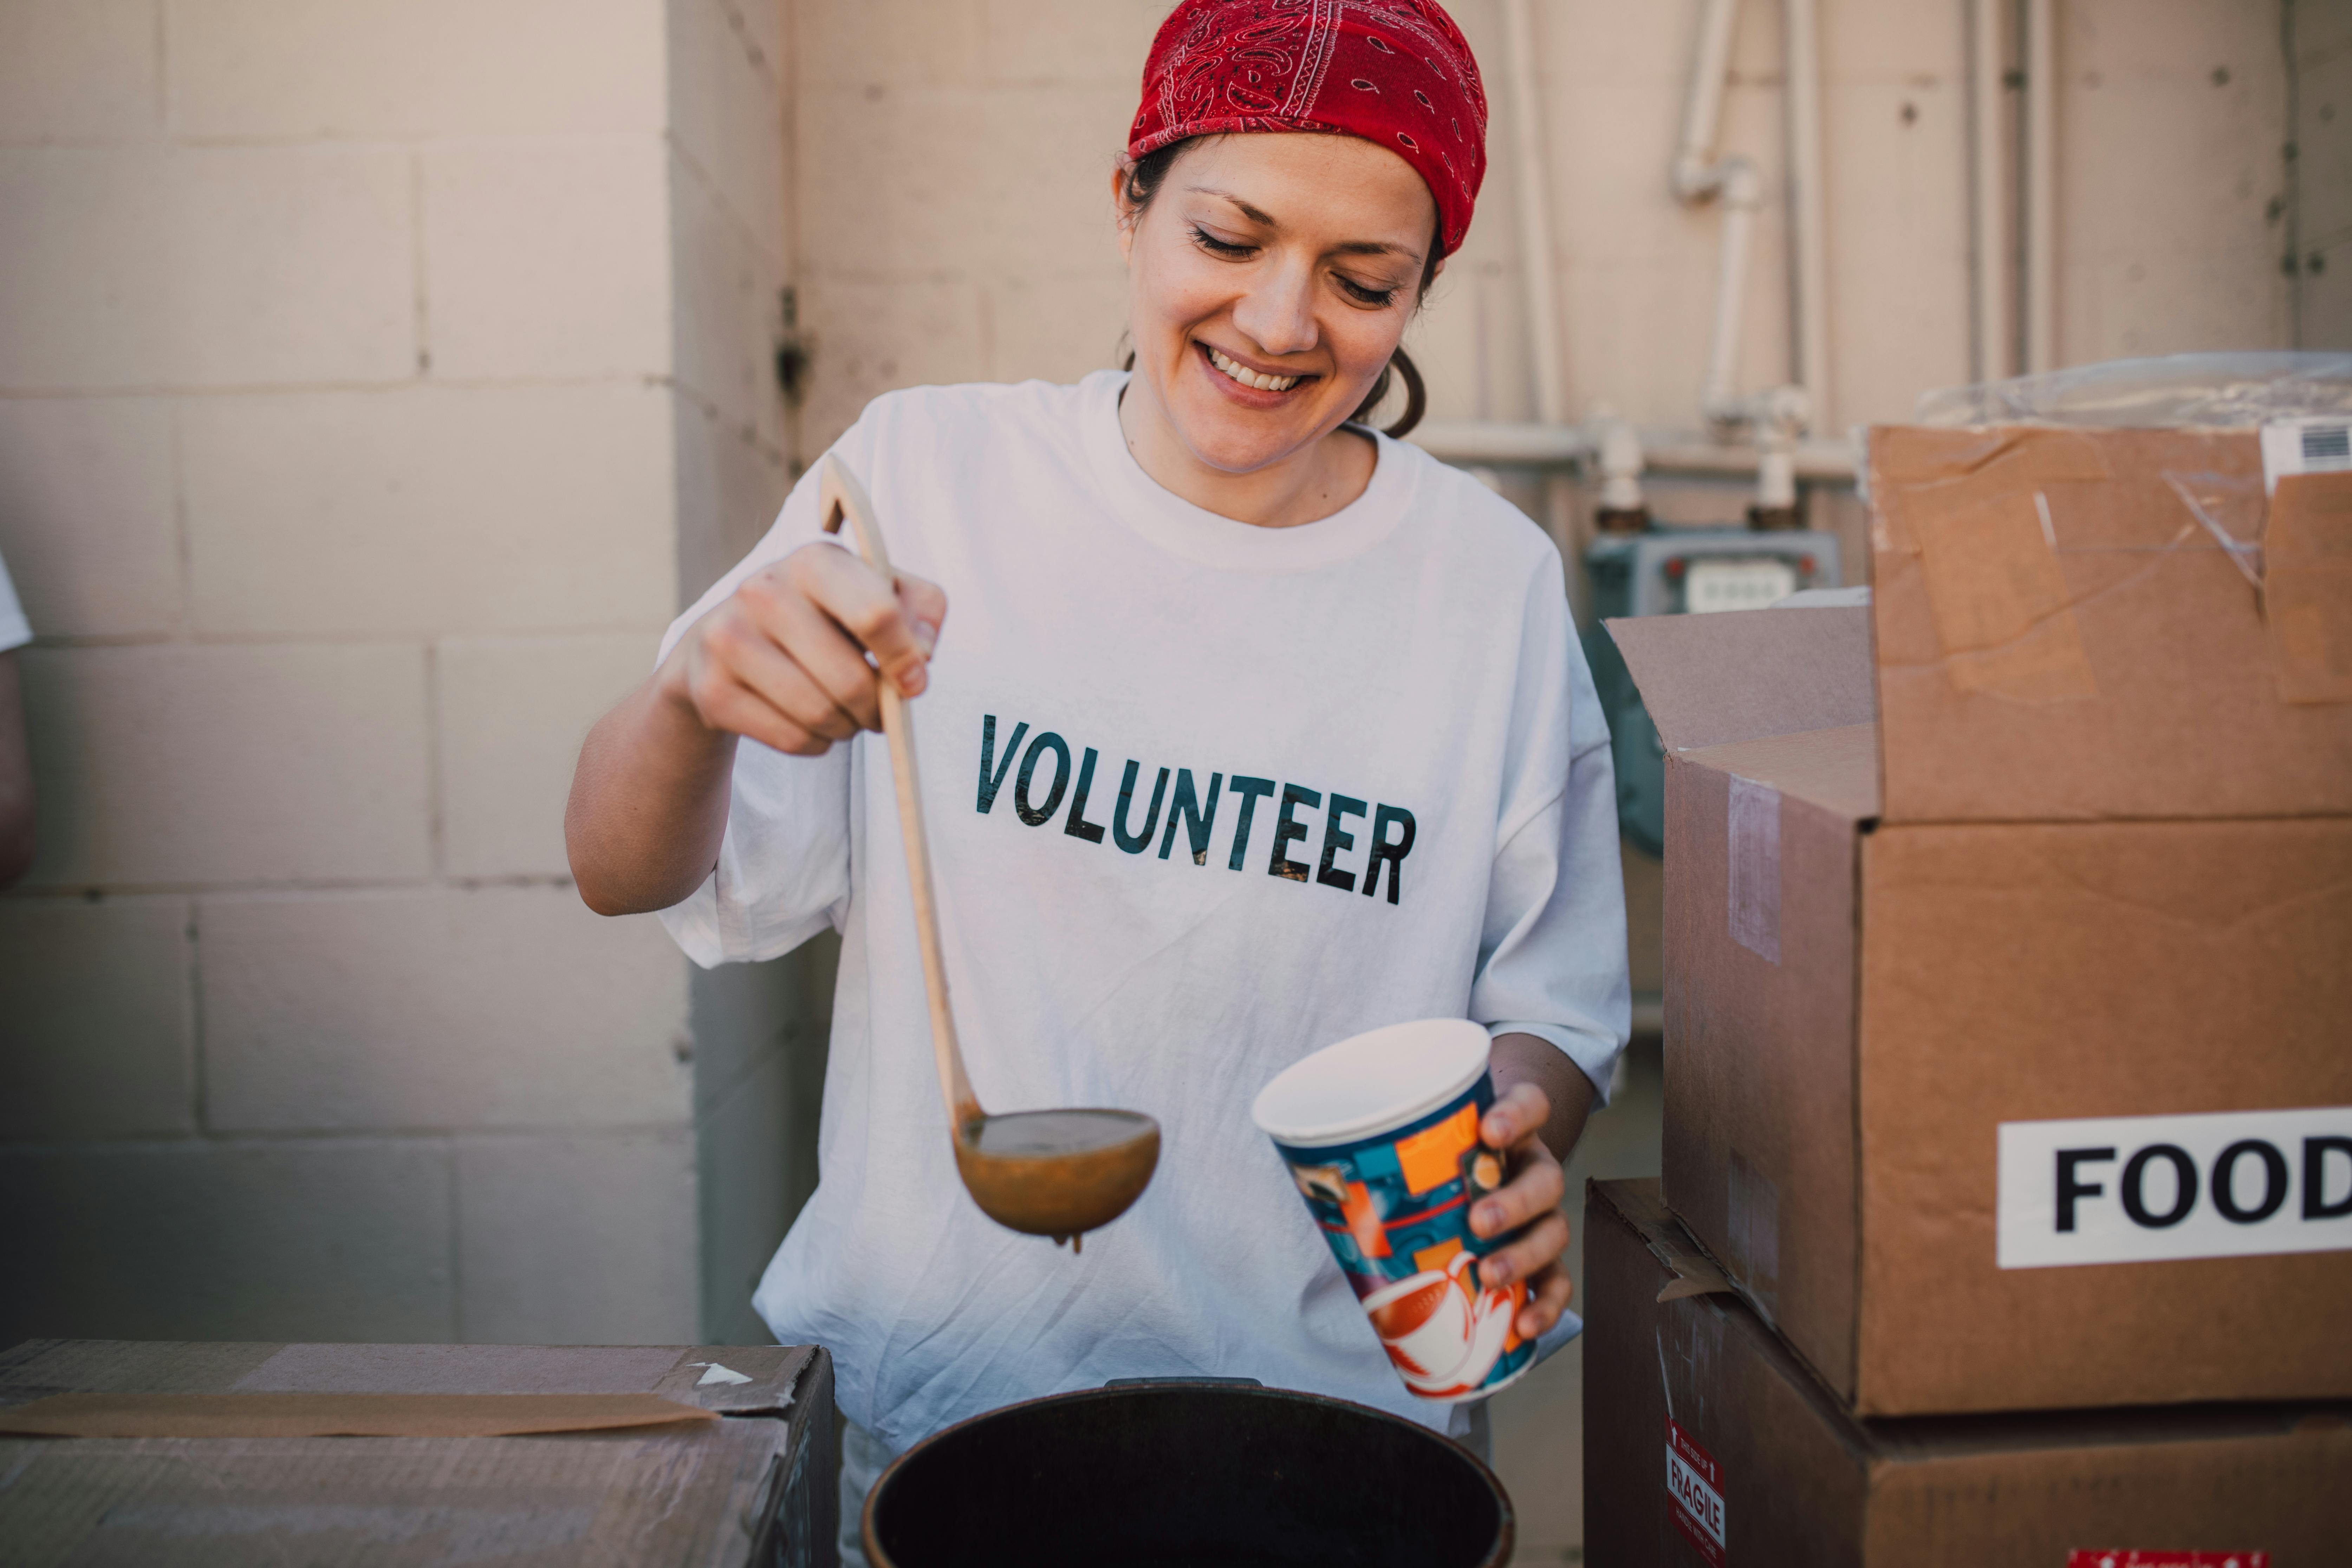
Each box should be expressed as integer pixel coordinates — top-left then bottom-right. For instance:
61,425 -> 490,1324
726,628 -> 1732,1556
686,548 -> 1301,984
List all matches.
819,455 -> 1159,1247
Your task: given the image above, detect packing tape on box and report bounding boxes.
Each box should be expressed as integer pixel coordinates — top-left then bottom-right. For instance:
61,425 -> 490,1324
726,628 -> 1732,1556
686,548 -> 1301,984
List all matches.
2264,473 -> 2352,704
1727,776 -> 1781,964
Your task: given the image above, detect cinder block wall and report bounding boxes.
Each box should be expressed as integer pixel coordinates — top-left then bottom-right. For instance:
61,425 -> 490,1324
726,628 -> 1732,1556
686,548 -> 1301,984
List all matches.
0,0 -> 809,1350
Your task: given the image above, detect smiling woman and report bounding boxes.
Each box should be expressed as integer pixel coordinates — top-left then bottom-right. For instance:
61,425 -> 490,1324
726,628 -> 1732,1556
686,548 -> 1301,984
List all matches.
562,4 -> 1630,1563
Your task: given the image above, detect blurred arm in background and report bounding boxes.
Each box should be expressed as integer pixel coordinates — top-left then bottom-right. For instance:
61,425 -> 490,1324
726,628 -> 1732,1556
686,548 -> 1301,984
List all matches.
0,549 -> 34,887
0,653 -> 30,889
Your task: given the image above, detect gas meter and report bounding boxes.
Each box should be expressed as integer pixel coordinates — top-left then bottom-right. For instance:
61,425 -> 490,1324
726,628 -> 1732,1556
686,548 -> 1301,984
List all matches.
1581,528 -> 1840,857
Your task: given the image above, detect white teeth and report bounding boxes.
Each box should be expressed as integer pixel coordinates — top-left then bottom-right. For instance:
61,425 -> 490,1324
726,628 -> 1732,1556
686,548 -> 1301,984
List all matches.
1207,346 -> 1298,392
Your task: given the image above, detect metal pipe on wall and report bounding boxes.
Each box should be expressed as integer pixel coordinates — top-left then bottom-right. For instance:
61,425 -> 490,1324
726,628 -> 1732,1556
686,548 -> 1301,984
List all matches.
1495,0 -> 1579,564
1783,0 -> 1832,427
1499,0 -> 1566,428
1968,0 -> 2013,382
1703,162 -> 1765,415
2023,0 -> 2058,372
1674,0 -> 1743,197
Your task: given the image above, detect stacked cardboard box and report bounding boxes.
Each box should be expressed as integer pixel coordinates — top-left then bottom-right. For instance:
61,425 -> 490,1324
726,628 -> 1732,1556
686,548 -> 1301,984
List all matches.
1590,424 -> 2352,1562
0,1339 -> 837,1564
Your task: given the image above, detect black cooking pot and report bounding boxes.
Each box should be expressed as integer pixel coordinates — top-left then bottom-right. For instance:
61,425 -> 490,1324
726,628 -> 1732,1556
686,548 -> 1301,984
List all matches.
863,1378 -> 1514,1568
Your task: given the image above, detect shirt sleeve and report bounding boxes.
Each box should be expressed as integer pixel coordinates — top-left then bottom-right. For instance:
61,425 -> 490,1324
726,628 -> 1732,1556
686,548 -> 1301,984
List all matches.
0,550 -> 31,652
1469,550 -> 1633,1106
653,423 -> 878,969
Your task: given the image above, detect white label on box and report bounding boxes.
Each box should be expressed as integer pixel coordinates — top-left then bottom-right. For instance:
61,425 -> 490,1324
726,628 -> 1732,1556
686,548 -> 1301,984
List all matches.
1665,1416 -> 1726,1565
2260,416 -> 2352,494
1998,1107 -> 2352,1269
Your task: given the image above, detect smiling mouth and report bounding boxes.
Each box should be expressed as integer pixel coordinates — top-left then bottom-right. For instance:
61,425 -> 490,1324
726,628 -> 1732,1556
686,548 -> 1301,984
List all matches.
1202,343 -> 1306,393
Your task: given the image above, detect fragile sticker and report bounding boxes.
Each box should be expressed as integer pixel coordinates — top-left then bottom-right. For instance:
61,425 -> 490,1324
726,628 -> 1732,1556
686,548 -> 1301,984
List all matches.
1665,1415 -> 1726,1566
2065,1553 -> 2269,1568
1998,1107 -> 2352,1269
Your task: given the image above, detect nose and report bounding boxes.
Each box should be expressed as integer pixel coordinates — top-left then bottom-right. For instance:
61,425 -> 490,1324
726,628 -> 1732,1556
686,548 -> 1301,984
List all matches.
1229,253 -> 1320,360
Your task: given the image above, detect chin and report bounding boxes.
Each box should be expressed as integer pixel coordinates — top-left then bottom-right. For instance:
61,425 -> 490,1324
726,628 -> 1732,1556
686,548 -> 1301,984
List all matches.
1166,372 -> 1347,475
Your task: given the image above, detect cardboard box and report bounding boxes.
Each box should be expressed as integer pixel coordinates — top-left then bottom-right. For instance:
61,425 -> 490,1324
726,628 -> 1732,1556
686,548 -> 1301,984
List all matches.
0,1339 -> 836,1566
1583,1178 -> 2352,1567
1607,429 -> 2352,1416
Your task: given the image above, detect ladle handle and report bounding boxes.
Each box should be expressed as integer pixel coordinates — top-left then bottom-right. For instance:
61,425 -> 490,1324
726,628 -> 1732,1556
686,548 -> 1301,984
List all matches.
818,455 -> 982,1134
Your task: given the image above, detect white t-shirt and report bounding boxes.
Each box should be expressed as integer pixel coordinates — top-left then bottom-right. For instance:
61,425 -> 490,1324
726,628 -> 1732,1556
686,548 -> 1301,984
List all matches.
0,550 -> 30,652
657,370 -> 1629,1451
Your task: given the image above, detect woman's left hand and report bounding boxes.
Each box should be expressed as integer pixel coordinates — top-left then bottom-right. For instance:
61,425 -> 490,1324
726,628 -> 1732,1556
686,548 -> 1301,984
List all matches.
1466,1082 -> 1572,1340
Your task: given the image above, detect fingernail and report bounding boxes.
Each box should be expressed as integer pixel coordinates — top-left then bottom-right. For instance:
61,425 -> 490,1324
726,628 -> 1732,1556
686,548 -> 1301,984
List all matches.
899,665 -> 926,696
1484,1257 -> 1513,1285
1475,1202 -> 1500,1233
914,620 -> 939,653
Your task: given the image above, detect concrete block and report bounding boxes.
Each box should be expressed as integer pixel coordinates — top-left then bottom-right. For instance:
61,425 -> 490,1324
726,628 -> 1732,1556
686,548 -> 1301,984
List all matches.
0,397 -> 178,638
1820,0 -> 1964,82
0,146 -> 414,391
798,84 -> 1131,282
2062,64 -> 2283,267
799,277 -> 987,454
1824,81 -> 1969,425
723,0 -> 787,88
2295,45 -> 2352,248
986,271 -> 1129,386
166,145 -> 418,387
200,886 -> 692,1133
17,642 -> 432,887
437,633 -> 656,879
421,138 -> 670,382
0,0 -> 161,145
976,0 -> 1166,87
0,1139 -> 455,1345
0,151 -> 170,390
2071,242 -> 2289,363
165,0 -> 666,139
455,1131 -> 698,1343
798,0 -> 985,89
182,385 -> 678,637
673,150 -> 787,444
670,0 -> 785,260
674,391 -> 790,606
2307,234 -> 2352,353
1536,0 -> 1697,85
0,897 -> 194,1140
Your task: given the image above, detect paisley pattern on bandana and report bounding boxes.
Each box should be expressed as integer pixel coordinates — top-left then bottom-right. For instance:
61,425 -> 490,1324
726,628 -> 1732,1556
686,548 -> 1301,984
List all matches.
1128,0 -> 1489,258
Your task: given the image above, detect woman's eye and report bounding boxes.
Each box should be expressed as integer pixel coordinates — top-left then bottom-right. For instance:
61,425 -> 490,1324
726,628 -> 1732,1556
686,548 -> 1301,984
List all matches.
1189,225 -> 1255,258
1336,275 -> 1400,308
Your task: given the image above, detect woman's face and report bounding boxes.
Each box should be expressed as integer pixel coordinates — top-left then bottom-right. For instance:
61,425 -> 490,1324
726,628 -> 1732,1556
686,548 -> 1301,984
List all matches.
1117,133 -> 1438,476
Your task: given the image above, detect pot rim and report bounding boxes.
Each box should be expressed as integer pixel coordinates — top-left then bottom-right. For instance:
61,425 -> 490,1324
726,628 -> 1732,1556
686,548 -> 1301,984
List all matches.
860,1378 -> 1515,1568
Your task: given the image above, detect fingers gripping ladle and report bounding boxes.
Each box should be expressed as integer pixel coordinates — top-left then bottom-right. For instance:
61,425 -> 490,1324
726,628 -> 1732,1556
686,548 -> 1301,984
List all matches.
818,455 -> 1160,1248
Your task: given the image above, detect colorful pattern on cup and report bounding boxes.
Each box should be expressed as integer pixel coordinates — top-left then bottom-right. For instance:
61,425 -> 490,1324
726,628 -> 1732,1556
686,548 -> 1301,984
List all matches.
1272,1074 -> 1536,1402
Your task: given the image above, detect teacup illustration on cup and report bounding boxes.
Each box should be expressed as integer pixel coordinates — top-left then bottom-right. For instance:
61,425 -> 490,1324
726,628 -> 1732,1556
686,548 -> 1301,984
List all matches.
1253,1019 -> 1539,1404
1363,1250 -> 1520,1397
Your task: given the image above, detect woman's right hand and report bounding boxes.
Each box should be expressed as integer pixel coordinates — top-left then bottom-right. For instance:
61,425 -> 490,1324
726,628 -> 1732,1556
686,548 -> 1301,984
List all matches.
661,540 -> 948,757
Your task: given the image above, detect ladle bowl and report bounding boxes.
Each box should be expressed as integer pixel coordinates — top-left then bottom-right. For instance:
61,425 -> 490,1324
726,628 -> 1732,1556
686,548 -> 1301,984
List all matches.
955,1110 -> 1161,1241
819,455 -> 1160,1245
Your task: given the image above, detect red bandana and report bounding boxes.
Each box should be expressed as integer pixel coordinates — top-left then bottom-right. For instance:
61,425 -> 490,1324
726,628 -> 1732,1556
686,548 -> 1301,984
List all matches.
1127,0 -> 1489,258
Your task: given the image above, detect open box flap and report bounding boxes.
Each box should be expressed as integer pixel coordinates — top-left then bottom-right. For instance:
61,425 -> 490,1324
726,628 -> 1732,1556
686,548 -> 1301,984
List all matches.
1604,606 -> 1877,753
1867,425 -> 2352,822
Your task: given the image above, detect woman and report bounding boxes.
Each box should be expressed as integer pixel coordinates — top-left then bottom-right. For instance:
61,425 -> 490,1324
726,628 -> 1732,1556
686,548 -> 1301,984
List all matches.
567,0 -> 1627,1543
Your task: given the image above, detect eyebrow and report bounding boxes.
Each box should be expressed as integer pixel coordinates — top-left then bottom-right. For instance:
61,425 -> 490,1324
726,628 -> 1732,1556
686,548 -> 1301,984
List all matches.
1185,185 -> 1424,267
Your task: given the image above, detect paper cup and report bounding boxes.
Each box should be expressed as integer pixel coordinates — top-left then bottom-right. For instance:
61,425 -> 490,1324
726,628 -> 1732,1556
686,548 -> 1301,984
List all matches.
1253,1019 -> 1537,1403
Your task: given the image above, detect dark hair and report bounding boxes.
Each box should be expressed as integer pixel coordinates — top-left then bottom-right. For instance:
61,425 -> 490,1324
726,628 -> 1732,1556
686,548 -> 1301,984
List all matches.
1117,137 -> 1432,439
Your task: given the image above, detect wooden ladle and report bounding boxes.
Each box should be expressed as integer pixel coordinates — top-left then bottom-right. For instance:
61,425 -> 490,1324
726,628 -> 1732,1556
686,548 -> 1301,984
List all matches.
818,455 -> 1160,1248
